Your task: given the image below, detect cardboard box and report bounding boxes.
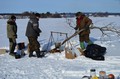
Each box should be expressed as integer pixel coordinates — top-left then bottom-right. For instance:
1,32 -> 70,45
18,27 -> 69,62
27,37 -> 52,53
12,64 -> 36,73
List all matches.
77,47 -> 84,56
65,48 -> 76,59
0,49 -> 6,55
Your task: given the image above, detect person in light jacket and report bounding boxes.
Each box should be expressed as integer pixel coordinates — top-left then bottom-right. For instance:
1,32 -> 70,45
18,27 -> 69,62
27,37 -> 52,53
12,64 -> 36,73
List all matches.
7,15 -> 17,56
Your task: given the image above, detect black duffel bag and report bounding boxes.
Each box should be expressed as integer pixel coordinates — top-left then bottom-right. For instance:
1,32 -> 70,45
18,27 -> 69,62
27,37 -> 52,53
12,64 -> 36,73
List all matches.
84,44 -> 106,60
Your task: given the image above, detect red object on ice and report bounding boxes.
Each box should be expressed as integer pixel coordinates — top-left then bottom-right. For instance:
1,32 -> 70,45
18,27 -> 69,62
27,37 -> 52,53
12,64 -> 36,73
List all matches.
108,74 -> 115,79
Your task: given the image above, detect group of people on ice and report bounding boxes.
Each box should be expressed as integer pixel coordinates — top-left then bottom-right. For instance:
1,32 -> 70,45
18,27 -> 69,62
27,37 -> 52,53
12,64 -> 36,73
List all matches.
7,13 -> 44,58
6,12 -> 106,60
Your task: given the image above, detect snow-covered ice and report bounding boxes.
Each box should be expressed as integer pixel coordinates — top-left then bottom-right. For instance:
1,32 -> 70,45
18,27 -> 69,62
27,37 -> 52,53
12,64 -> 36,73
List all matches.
0,16 -> 120,79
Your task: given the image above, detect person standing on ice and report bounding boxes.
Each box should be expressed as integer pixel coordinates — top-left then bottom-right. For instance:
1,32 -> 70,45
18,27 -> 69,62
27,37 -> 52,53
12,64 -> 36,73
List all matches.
7,15 -> 17,56
25,13 -> 44,58
74,12 -> 93,51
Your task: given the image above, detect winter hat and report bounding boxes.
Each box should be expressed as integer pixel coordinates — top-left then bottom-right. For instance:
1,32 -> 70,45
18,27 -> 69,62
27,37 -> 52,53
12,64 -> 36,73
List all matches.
10,15 -> 16,19
75,12 -> 83,16
35,13 -> 41,17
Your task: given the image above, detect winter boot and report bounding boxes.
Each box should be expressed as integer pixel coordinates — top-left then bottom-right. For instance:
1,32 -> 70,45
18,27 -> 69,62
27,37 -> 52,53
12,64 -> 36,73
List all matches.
36,50 -> 44,58
9,52 -> 16,56
80,42 -> 85,50
88,40 -> 93,45
29,52 -> 36,57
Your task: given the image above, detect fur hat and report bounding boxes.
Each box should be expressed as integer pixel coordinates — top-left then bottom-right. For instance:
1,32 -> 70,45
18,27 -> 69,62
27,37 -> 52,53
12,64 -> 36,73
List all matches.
35,13 -> 41,17
75,12 -> 83,16
10,15 -> 16,19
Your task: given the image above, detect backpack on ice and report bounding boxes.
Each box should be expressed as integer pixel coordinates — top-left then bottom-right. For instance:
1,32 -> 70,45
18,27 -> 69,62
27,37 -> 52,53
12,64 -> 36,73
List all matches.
15,42 -> 26,59
84,44 -> 106,60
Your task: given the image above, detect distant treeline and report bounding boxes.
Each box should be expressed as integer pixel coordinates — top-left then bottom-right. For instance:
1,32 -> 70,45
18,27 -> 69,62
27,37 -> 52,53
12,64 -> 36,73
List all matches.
0,11 -> 120,19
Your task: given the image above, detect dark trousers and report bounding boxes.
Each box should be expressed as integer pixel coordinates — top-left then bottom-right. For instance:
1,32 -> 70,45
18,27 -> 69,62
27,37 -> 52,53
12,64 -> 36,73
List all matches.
28,37 -> 40,52
9,38 -> 16,53
79,34 -> 90,43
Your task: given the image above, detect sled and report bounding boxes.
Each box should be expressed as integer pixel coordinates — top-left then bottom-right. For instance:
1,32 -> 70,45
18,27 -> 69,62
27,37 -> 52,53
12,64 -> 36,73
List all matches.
49,42 -> 62,53
47,31 -> 68,53
49,48 -> 61,53
47,28 -> 85,53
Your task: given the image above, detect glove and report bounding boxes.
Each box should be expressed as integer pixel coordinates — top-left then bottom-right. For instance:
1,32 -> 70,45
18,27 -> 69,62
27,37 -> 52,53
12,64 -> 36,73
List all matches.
14,35 -> 17,38
39,29 -> 42,33
89,23 -> 94,29
90,23 -> 93,27
74,27 -> 78,30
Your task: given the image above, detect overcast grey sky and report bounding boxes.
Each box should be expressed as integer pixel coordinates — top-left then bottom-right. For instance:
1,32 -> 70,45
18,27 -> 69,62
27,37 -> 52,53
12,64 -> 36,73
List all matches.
0,0 -> 120,13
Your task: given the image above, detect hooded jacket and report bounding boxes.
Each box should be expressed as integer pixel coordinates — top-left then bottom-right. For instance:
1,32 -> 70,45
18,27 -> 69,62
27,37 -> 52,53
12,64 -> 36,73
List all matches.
25,16 -> 42,37
7,19 -> 17,38
76,15 -> 92,35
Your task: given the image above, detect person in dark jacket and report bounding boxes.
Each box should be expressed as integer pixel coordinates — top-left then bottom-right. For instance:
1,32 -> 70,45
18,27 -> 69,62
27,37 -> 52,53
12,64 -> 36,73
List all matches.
25,13 -> 44,58
7,15 -> 17,56
74,12 -> 93,51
